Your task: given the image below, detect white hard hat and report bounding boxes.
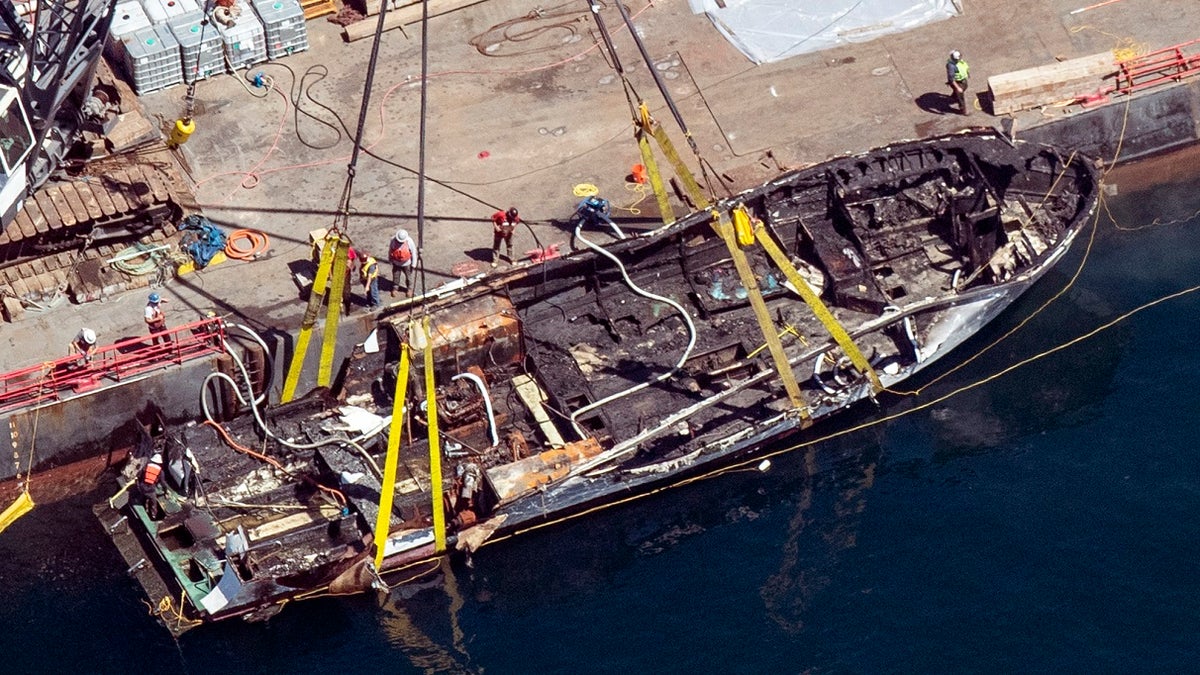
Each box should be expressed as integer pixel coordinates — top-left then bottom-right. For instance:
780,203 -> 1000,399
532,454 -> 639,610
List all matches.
82,328 -> 96,344
394,229 -> 408,241
950,50 -> 961,60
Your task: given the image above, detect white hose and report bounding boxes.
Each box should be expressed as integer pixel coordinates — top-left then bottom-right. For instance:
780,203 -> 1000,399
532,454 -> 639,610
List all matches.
568,223 -> 698,440
451,372 -> 499,447
225,322 -> 274,393
200,336 -> 383,477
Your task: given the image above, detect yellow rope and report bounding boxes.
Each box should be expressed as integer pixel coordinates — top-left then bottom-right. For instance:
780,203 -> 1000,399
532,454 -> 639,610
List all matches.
147,590 -> 202,631
573,183 -> 600,198
385,558 -> 442,589
1067,25 -> 1147,58
0,365 -> 51,534
615,180 -> 650,216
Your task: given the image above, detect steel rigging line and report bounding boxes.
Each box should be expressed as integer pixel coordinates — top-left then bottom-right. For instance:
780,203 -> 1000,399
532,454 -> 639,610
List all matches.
414,0 -> 430,298
333,0 -> 395,236
585,0 -> 724,216
607,0 -> 724,198
281,0 -> 394,401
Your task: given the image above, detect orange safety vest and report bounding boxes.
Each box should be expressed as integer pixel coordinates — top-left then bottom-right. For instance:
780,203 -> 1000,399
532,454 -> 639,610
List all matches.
143,456 -> 162,485
390,240 -> 412,264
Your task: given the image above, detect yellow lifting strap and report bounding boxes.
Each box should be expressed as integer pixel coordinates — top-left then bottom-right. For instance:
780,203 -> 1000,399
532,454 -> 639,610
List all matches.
637,132 -> 674,225
318,237 -> 349,388
422,317 -> 447,554
637,102 -> 710,212
748,213 -> 882,392
373,338 -> 411,570
713,212 -> 808,416
0,490 -> 34,534
281,236 -> 347,402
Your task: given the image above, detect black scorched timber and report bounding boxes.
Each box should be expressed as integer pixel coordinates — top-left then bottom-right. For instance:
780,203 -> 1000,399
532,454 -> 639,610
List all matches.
96,130 -> 1100,634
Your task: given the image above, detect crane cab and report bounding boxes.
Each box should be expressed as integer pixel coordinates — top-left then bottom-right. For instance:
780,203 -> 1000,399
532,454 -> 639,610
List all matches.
0,83 -> 34,225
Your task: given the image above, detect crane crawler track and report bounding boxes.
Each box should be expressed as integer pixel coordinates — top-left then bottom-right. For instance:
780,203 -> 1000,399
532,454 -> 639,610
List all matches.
0,159 -> 183,308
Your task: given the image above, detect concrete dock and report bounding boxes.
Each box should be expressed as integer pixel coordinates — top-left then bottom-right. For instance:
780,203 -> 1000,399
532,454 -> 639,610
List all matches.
1,0 -> 1198,374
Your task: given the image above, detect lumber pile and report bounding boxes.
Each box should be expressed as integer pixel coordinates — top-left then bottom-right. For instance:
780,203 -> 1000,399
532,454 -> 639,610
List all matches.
301,0 -> 338,19
988,51 -> 1117,114
342,0 -> 484,41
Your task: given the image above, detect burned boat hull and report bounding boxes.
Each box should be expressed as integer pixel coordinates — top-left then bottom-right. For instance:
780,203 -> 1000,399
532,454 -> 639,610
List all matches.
97,130 -> 1100,633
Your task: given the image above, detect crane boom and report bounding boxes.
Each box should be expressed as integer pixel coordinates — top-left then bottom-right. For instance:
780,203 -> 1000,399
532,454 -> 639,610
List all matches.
0,0 -> 116,224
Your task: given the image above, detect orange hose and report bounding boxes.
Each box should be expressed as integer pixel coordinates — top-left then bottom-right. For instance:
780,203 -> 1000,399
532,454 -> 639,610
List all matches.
202,419 -> 346,506
225,229 -> 270,260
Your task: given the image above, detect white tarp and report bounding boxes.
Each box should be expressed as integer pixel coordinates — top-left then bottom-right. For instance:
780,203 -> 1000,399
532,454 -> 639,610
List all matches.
690,0 -> 962,64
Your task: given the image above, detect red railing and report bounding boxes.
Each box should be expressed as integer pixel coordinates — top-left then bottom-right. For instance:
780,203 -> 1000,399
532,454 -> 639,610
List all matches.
0,317 -> 228,414
1108,39 -> 1200,95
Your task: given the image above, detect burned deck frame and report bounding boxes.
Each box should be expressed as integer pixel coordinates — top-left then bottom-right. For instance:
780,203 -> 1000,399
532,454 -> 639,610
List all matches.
96,130 -> 1100,634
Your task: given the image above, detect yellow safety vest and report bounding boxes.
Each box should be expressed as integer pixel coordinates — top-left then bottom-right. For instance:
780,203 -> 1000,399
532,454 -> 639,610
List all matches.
361,256 -> 379,283
953,60 -> 969,82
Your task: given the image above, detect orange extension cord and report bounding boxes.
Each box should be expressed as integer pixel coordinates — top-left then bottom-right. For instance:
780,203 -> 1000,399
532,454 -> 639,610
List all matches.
225,229 -> 270,260
202,419 -> 346,506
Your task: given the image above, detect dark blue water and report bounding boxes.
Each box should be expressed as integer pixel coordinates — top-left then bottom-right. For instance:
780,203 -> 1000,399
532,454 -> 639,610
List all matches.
4,151 -> 1200,673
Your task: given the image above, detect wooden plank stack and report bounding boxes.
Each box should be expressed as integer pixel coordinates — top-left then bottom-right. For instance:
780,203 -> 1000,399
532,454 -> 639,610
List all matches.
988,51 -> 1117,115
300,0 -> 337,20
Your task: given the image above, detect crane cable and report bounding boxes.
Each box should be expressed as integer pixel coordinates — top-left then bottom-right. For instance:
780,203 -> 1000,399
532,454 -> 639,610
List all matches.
586,0 -> 718,223
281,0 -> 394,402
333,0 -> 394,239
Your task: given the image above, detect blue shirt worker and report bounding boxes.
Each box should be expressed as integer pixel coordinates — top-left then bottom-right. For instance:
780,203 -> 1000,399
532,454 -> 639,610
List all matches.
572,195 -> 626,239
360,253 -> 381,308
946,50 -> 970,116
144,292 -> 171,344
388,229 -> 417,298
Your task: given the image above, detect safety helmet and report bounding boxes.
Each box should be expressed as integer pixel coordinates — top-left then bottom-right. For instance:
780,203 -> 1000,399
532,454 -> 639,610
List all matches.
394,229 -> 408,242
506,207 -> 519,221
148,292 -> 161,303
82,328 -> 96,344
950,50 -> 961,60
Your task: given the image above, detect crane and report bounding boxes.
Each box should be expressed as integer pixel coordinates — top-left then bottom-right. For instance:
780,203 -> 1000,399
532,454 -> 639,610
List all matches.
0,0 -> 117,226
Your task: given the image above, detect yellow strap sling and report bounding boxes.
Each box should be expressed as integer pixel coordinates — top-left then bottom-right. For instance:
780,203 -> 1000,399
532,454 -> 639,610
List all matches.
637,131 -> 674,225
373,336 -> 411,569
423,317 -> 446,554
712,211 -> 808,416
0,491 -> 34,534
281,236 -> 349,402
636,103 -> 711,226
318,239 -> 349,387
747,211 -> 882,392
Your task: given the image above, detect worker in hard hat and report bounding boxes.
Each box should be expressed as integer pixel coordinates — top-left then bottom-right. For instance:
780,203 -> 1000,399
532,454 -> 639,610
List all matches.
360,252 -> 380,309
388,229 -> 418,298
490,207 -> 521,267
946,50 -> 970,116
68,327 -> 98,365
145,292 -> 171,345
137,450 -> 165,520
571,195 -> 626,240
